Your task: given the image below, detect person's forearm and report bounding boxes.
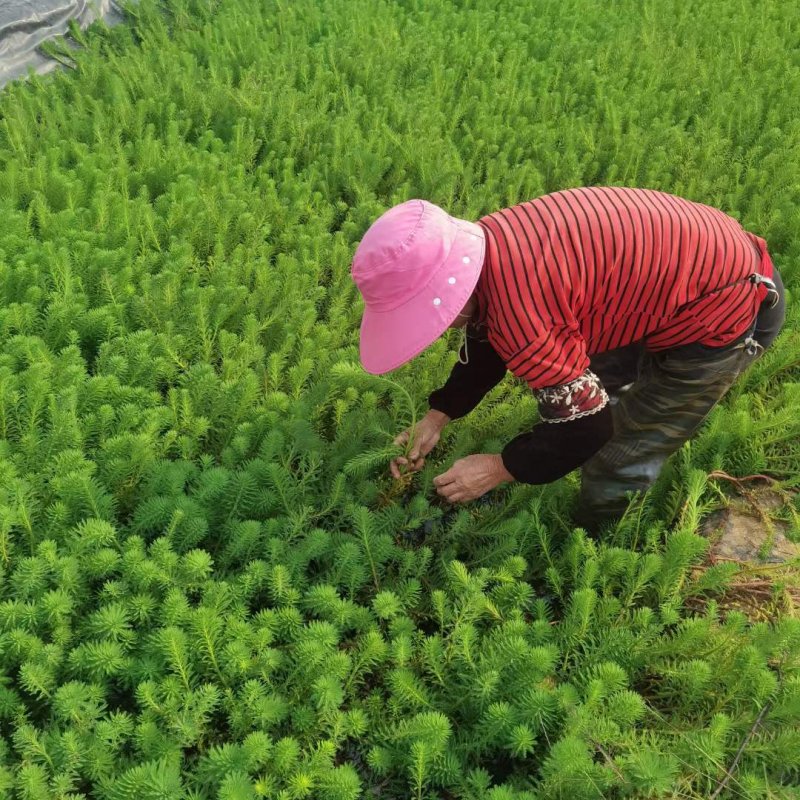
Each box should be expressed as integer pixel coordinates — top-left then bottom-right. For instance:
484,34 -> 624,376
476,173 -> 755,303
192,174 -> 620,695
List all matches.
500,404 -> 614,484
428,328 -> 507,420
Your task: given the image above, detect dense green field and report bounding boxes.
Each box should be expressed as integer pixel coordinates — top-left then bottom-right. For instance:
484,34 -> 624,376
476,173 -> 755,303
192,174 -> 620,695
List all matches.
1,0 -> 799,797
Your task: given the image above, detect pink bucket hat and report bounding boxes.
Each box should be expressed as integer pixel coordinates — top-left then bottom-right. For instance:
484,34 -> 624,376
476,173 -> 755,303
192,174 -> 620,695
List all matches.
351,199 -> 486,374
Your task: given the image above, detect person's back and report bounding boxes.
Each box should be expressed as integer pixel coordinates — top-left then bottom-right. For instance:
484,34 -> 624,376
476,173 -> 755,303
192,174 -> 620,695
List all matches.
475,187 -> 772,389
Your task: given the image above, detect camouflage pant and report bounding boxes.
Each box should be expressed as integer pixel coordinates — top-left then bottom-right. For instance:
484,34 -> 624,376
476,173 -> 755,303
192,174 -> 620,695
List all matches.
574,268 -> 786,532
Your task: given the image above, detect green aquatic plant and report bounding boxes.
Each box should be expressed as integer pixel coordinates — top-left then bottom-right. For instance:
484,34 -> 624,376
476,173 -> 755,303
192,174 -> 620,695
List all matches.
0,0 -> 798,797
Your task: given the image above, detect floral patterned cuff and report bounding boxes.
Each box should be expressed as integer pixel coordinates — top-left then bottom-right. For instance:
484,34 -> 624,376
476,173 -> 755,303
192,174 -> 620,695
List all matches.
535,369 -> 609,423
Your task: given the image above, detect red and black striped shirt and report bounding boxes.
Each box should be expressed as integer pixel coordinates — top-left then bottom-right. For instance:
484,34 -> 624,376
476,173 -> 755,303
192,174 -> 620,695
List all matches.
474,186 -> 774,391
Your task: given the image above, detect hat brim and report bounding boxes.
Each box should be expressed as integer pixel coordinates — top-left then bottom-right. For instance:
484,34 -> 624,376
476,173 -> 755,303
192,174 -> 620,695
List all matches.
359,218 -> 486,375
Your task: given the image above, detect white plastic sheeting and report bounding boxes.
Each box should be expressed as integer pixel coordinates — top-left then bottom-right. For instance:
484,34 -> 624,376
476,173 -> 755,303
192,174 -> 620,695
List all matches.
0,0 -> 125,88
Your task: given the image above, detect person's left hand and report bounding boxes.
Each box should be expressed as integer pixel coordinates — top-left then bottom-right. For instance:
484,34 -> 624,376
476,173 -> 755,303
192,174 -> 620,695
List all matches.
433,454 -> 514,503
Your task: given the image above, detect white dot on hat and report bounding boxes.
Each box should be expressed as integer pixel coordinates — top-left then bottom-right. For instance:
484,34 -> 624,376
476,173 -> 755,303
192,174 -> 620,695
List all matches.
448,277 -> 456,285
433,297 -> 442,306
462,256 -> 471,264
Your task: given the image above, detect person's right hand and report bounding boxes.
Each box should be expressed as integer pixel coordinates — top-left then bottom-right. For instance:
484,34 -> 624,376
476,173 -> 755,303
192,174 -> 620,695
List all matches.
390,409 -> 450,479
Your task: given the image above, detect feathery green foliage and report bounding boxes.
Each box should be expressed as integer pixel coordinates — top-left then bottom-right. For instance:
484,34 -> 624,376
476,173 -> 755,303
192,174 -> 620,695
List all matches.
0,0 -> 798,797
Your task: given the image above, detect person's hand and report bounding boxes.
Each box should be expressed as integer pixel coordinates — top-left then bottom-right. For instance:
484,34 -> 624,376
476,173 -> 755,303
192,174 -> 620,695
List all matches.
390,409 -> 450,479
433,454 -> 514,503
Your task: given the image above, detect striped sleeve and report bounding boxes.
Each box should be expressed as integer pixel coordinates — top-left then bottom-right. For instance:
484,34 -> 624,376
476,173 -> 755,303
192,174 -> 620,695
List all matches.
500,326 -> 591,390
478,210 -> 590,391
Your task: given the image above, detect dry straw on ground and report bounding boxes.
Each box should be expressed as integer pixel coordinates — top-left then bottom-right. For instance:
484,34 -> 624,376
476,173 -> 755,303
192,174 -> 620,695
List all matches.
692,472 -> 800,619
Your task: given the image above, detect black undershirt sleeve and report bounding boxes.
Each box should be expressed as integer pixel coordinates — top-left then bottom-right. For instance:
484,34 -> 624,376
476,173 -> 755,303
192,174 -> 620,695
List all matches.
429,329 -> 615,485
500,403 -> 614,484
427,325 -> 508,420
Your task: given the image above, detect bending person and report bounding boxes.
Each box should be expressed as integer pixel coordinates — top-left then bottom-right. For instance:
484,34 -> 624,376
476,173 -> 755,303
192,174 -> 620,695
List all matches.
349,187 -> 786,533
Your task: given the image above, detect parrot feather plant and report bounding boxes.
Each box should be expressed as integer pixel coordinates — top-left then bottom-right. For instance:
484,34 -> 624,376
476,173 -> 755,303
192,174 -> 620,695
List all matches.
0,0 -> 797,798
